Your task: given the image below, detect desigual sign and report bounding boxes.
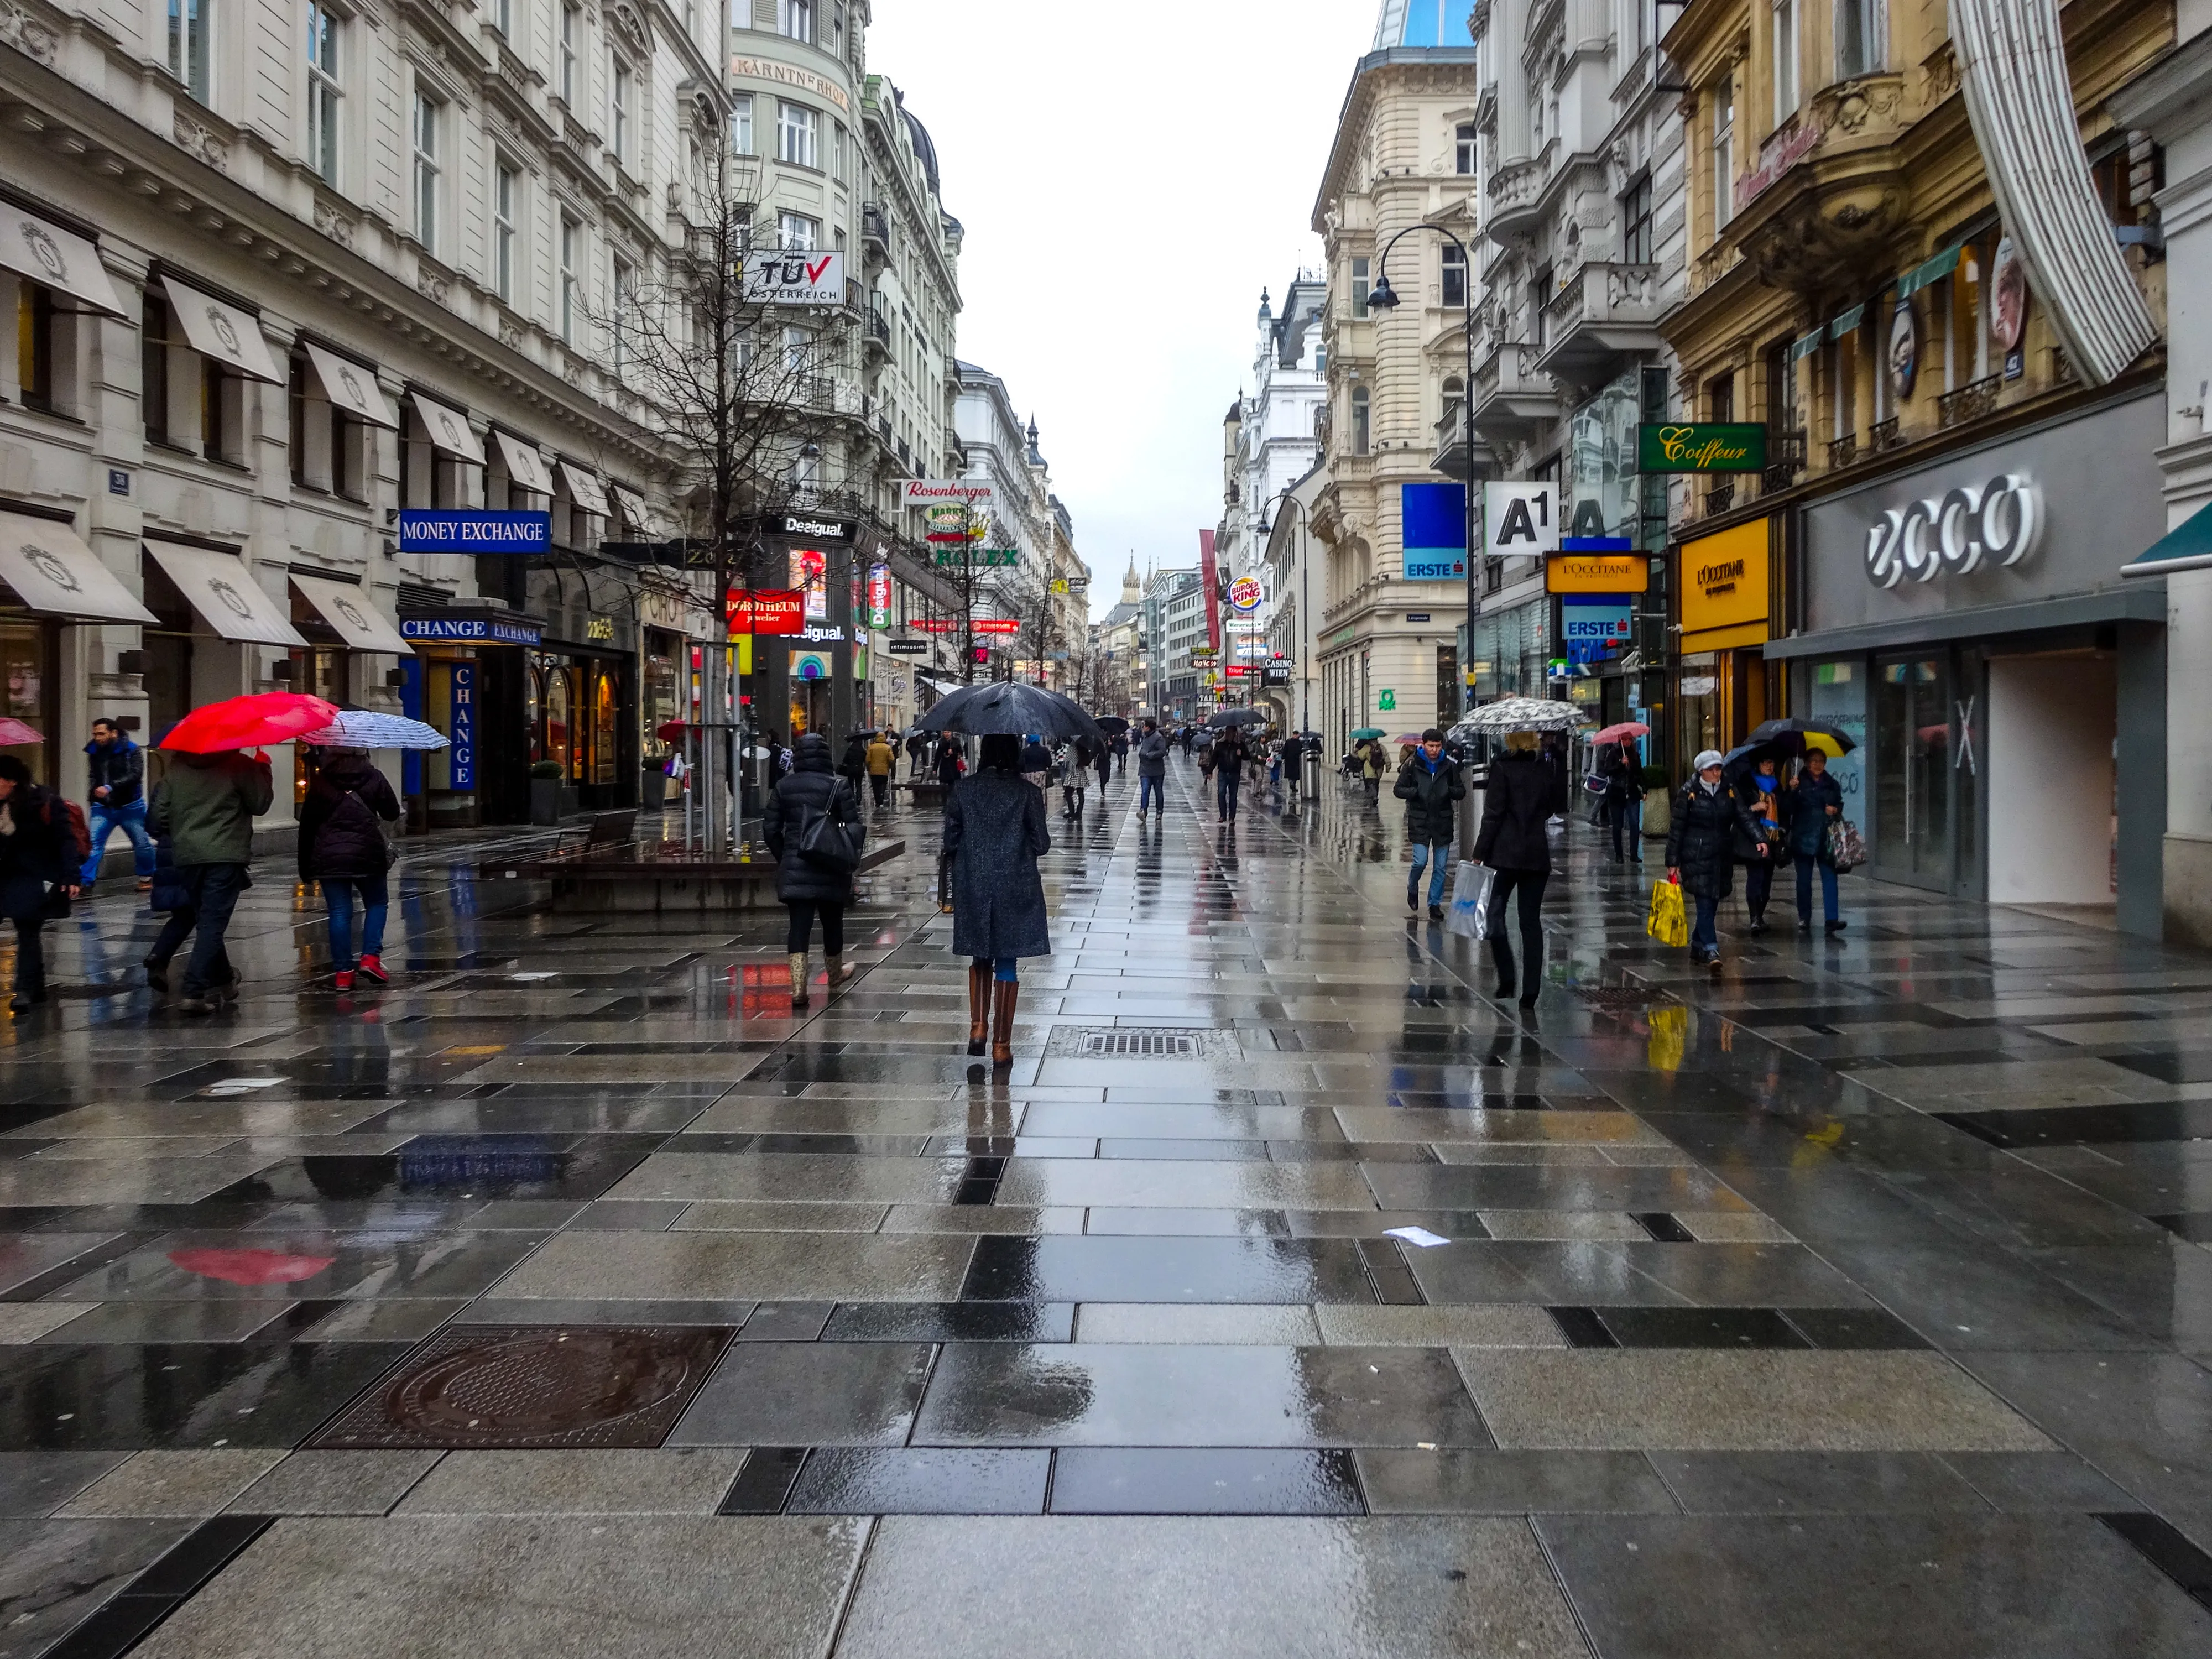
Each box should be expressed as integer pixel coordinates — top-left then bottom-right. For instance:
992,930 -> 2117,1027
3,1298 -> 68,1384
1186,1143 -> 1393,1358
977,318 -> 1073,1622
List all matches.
1863,474 -> 2039,588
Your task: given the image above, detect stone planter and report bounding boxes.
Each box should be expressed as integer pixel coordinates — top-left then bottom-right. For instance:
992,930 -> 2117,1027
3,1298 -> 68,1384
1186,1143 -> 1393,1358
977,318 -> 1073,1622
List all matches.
529,778 -> 561,825
640,767 -> 668,809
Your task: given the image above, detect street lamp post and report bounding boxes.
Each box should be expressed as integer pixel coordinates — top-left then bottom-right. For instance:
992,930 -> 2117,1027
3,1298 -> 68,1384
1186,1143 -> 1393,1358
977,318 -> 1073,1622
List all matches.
1260,487 -> 1313,738
1366,222 -> 1478,725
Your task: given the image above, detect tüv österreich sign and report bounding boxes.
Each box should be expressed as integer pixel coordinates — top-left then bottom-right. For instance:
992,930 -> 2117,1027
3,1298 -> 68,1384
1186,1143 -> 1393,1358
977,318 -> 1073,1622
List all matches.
398,510 -> 551,553
1636,423 -> 1767,473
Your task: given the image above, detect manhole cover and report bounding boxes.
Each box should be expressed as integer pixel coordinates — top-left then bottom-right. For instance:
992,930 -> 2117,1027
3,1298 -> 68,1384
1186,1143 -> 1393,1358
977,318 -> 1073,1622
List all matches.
1573,985 -> 1672,1009
1044,1026 -> 1239,1060
310,1326 -> 731,1449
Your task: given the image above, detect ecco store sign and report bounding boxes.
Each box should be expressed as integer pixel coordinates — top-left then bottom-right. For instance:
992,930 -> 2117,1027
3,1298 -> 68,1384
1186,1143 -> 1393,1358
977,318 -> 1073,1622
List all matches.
1863,473 -> 2041,589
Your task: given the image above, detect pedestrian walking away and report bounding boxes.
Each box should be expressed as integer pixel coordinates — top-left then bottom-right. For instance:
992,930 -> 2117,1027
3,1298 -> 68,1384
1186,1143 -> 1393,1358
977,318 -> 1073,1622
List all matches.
1020,735 -> 1052,793
945,732 -> 1052,1068
864,729 -> 895,808
1666,748 -> 1769,965
1093,738 -> 1112,795
1395,728 -> 1466,919
1279,731 -> 1305,804
82,717 -> 155,891
1360,739 -> 1385,807
1058,739 -> 1089,818
763,732 -> 867,1008
1734,756 -> 1786,933
1472,731 -> 1566,1004
934,733 -> 965,791
1596,736 -> 1642,864
1208,727 -> 1245,822
1136,719 -> 1168,820
1785,748 -> 1848,934
906,729 -> 927,779
298,747 -> 400,991
0,757 -> 81,1013
837,729 -> 869,792
1112,731 -> 1129,775
145,747 -> 273,1012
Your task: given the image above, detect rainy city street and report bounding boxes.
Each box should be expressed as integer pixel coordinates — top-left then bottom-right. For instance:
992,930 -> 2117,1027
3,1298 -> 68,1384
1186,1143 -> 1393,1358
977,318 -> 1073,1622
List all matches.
3,756 -> 2211,1657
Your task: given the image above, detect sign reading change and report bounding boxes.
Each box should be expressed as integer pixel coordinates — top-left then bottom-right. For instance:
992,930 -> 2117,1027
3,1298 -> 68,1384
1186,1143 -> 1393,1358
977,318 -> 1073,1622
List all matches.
1637,423 -> 1767,473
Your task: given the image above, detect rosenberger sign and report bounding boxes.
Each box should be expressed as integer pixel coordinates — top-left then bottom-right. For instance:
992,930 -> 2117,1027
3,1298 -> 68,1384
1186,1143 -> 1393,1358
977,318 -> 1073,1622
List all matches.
902,480 -> 994,512
726,589 -> 804,635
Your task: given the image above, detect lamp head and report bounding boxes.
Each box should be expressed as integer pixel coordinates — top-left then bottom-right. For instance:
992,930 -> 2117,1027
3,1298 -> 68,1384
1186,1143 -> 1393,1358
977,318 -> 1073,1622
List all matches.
1367,275 -> 1401,311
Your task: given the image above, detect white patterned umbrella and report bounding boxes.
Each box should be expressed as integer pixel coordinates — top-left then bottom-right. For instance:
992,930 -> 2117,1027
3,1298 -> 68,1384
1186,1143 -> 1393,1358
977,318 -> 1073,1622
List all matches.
299,709 -> 449,750
1448,697 -> 1592,740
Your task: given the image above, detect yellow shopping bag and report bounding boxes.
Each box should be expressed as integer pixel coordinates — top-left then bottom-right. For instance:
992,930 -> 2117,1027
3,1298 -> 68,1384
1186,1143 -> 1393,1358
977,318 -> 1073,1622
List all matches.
1646,879 -> 1688,948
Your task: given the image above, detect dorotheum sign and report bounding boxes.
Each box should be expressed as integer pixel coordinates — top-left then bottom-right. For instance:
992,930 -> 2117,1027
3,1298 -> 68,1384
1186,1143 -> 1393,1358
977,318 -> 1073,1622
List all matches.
1637,423 -> 1767,473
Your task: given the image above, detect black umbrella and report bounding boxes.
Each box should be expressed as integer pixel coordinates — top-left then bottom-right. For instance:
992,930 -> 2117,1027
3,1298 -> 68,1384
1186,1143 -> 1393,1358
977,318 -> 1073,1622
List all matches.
1206,708 -> 1267,728
919,682 -> 1103,744
1746,717 -> 1857,756
1093,716 -> 1130,734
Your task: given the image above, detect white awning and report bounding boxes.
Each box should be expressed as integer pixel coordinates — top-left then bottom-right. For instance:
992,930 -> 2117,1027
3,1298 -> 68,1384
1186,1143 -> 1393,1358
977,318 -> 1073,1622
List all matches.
609,484 -> 651,532
302,342 -> 398,429
0,205 -> 125,316
493,431 -> 555,495
144,545 -> 306,646
410,392 -> 486,464
559,460 -> 609,515
0,513 -> 156,623
289,572 -> 413,655
160,275 -> 284,385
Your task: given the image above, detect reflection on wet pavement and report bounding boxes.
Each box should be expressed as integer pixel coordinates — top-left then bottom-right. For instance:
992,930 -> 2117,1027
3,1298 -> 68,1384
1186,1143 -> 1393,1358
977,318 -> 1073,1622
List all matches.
2,758 -> 2211,1652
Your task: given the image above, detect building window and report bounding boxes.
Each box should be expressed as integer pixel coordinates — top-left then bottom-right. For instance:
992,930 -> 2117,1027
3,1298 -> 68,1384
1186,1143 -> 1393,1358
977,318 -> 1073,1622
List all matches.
1836,0 -> 1880,79
612,255 -> 633,372
1455,122 -> 1477,175
1441,243 -> 1467,309
1621,172 -> 1653,263
609,56 -> 630,165
1350,386 -> 1370,455
1711,77 -> 1735,233
779,210 -> 818,250
306,1 -> 341,187
560,2 -> 578,103
559,213 -> 579,342
494,163 -> 519,303
142,293 -> 170,443
1708,371 -> 1734,423
1350,255 -> 1370,319
1530,263 -> 1553,348
412,90 -> 441,254
1772,0 -> 1798,117
778,0 -> 812,42
202,359 -> 239,463
169,0 -> 210,102
778,101 -> 818,167
731,93 -> 753,154
17,283 -> 55,413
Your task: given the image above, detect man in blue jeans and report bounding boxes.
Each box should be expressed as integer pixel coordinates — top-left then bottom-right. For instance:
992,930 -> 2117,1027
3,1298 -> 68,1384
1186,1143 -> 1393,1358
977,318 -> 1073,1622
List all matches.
82,718 -> 155,891
1136,720 -> 1168,820
1394,728 -> 1467,919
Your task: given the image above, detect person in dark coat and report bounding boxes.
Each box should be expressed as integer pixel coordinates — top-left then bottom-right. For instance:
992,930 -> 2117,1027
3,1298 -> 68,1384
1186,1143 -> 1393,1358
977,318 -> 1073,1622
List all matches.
1112,732 -> 1129,775
1473,732 -> 1566,1005
1666,748 -> 1770,964
1732,756 -> 1786,934
1208,728 -> 1246,822
1136,720 -> 1168,820
1279,731 -> 1305,805
82,718 -> 154,891
763,732 -> 866,1008
1093,737 -> 1112,794
297,750 -> 400,990
1784,748 -> 1848,935
945,732 -> 1051,1067
933,733 -> 964,790
0,757 -> 79,1013
1394,728 -> 1467,919
837,731 -> 869,790
1595,738 -> 1642,863
906,730 -> 927,779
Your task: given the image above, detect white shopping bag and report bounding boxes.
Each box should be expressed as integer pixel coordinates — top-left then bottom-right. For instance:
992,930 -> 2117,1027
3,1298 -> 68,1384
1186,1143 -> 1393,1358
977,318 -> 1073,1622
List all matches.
1444,862 -> 1493,940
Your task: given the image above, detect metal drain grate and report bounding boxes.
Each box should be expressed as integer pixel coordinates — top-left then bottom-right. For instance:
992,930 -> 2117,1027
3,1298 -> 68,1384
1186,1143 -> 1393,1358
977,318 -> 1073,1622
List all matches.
1044,1026 -> 1239,1060
1573,985 -> 1672,1009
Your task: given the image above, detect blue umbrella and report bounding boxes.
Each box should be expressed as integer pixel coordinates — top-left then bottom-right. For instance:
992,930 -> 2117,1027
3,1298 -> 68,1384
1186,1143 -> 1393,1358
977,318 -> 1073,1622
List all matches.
300,709 -> 449,750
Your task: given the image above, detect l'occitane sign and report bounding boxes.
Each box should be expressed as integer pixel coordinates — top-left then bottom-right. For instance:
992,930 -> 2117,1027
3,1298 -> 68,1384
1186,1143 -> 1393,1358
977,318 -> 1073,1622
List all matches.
1547,555 -> 1650,594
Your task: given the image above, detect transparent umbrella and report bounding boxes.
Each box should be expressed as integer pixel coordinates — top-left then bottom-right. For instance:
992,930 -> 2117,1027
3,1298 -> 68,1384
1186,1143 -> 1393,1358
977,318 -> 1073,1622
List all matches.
298,709 -> 449,750
1449,697 -> 1592,740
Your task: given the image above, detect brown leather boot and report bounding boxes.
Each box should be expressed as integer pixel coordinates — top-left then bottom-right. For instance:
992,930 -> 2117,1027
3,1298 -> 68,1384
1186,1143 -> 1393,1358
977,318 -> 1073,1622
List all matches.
967,961 -> 990,1056
787,952 -> 810,1008
990,977 -> 1019,1069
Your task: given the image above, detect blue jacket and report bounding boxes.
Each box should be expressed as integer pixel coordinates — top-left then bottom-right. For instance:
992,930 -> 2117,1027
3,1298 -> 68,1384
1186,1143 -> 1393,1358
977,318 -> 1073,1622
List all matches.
85,735 -> 145,808
1785,770 -> 1845,860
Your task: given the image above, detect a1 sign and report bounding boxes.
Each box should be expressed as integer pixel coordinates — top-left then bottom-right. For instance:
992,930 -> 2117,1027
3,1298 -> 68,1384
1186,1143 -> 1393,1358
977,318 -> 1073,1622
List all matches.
1483,483 -> 1558,558
742,249 -> 845,306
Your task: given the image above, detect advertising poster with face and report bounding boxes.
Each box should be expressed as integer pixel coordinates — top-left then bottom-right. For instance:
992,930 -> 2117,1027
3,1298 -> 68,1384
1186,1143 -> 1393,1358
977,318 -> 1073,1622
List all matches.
1992,236 -> 2028,378
1888,299 -> 1918,400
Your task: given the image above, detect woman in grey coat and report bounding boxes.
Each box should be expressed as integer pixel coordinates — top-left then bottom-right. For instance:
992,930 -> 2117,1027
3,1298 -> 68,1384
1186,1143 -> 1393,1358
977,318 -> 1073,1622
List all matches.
945,731 -> 1052,1067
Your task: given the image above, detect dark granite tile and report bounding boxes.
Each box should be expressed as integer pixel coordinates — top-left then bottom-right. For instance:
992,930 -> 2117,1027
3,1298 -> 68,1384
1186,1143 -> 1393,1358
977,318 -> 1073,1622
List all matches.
1048,1448 -> 1363,1515
820,1302 -> 1074,1343
667,1340 -> 933,1446
1648,1451 -> 1991,1514
1356,1448 -> 1678,1515
785,1447 -> 1050,1515
959,1236 -> 1376,1305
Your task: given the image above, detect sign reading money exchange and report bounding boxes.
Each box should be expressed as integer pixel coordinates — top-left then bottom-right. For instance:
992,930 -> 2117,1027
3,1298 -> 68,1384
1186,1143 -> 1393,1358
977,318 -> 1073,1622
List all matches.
1636,423 -> 1767,473
398,510 -> 551,554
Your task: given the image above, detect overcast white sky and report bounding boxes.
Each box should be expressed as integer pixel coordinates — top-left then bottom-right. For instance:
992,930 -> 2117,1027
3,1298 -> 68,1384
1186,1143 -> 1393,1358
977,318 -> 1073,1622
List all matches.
864,1 -> 1378,618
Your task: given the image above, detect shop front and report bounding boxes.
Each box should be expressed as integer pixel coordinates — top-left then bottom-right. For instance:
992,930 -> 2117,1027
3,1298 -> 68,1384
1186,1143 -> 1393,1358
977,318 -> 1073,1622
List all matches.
0,510 -> 159,784
1773,390 -> 2167,933
397,607 -> 542,828
1673,516 -> 1779,763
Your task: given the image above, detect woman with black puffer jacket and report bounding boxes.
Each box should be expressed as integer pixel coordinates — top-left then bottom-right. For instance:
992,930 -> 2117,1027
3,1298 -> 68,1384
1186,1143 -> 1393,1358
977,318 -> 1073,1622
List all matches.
764,731 -> 867,1009
1472,731 -> 1567,1007
298,749 -> 400,992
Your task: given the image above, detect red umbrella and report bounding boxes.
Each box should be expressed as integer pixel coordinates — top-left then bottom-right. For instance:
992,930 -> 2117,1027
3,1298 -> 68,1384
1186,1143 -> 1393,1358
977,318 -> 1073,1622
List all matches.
1590,722 -> 1650,744
0,717 -> 42,746
656,719 -> 692,742
159,693 -> 341,754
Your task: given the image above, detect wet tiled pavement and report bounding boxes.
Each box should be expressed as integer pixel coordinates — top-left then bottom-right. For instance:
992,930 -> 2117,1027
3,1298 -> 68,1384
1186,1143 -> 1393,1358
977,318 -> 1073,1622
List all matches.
6,756 -> 2212,1654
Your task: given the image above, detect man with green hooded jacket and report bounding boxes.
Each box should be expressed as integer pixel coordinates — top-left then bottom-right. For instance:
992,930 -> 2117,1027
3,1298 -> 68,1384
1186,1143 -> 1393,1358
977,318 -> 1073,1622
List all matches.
147,749 -> 273,1011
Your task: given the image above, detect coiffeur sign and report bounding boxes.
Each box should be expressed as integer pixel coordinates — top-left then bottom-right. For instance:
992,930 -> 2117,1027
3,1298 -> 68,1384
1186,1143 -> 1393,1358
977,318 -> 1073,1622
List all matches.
1637,424 -> 1767,474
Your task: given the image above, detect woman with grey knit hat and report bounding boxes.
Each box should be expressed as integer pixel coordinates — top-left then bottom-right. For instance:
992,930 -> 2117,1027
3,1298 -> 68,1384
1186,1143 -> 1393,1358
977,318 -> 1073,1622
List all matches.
1666,748 -> 1768,966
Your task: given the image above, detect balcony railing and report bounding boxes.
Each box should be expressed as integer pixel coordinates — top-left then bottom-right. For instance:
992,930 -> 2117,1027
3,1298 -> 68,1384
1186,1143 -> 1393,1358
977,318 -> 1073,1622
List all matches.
1760,429 -> 1806,493
1870,415 -> 1906,453
1706,482 -> 1735,516
1826,433 -> 1859,471
860,204 -> 890,255
1939,374 -> 2001,430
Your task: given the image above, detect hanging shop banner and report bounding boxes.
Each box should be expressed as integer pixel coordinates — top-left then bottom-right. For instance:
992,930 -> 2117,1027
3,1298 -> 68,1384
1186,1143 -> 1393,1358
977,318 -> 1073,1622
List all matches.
1636,423 -> 1767,473
726,588 -> 804,635
1561,598 -> 1633,646
1229,575 -> 1264,611
888,639 -> 930,655
448,663 -> 477,790
742,249 -> 845,306
1679,518 -> 1772,641
1198,530 -> 1222,653
1401,482 -> 1468,581
972,617 -> 1020,634
398,510 -> 550,554
1547,554 -> 1650,594
776,510 -> 854,542
935,548 -> 1019,566
1483,482 -> 1558,556
902,480 -> 994,512
790,649 -> 832,681
867,564 -> 891,628
789,546 -> 828,620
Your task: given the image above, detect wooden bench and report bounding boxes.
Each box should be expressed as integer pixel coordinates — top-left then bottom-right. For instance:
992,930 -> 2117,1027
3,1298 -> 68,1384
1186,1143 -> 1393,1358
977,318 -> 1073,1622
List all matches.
479,837 -> 906,912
